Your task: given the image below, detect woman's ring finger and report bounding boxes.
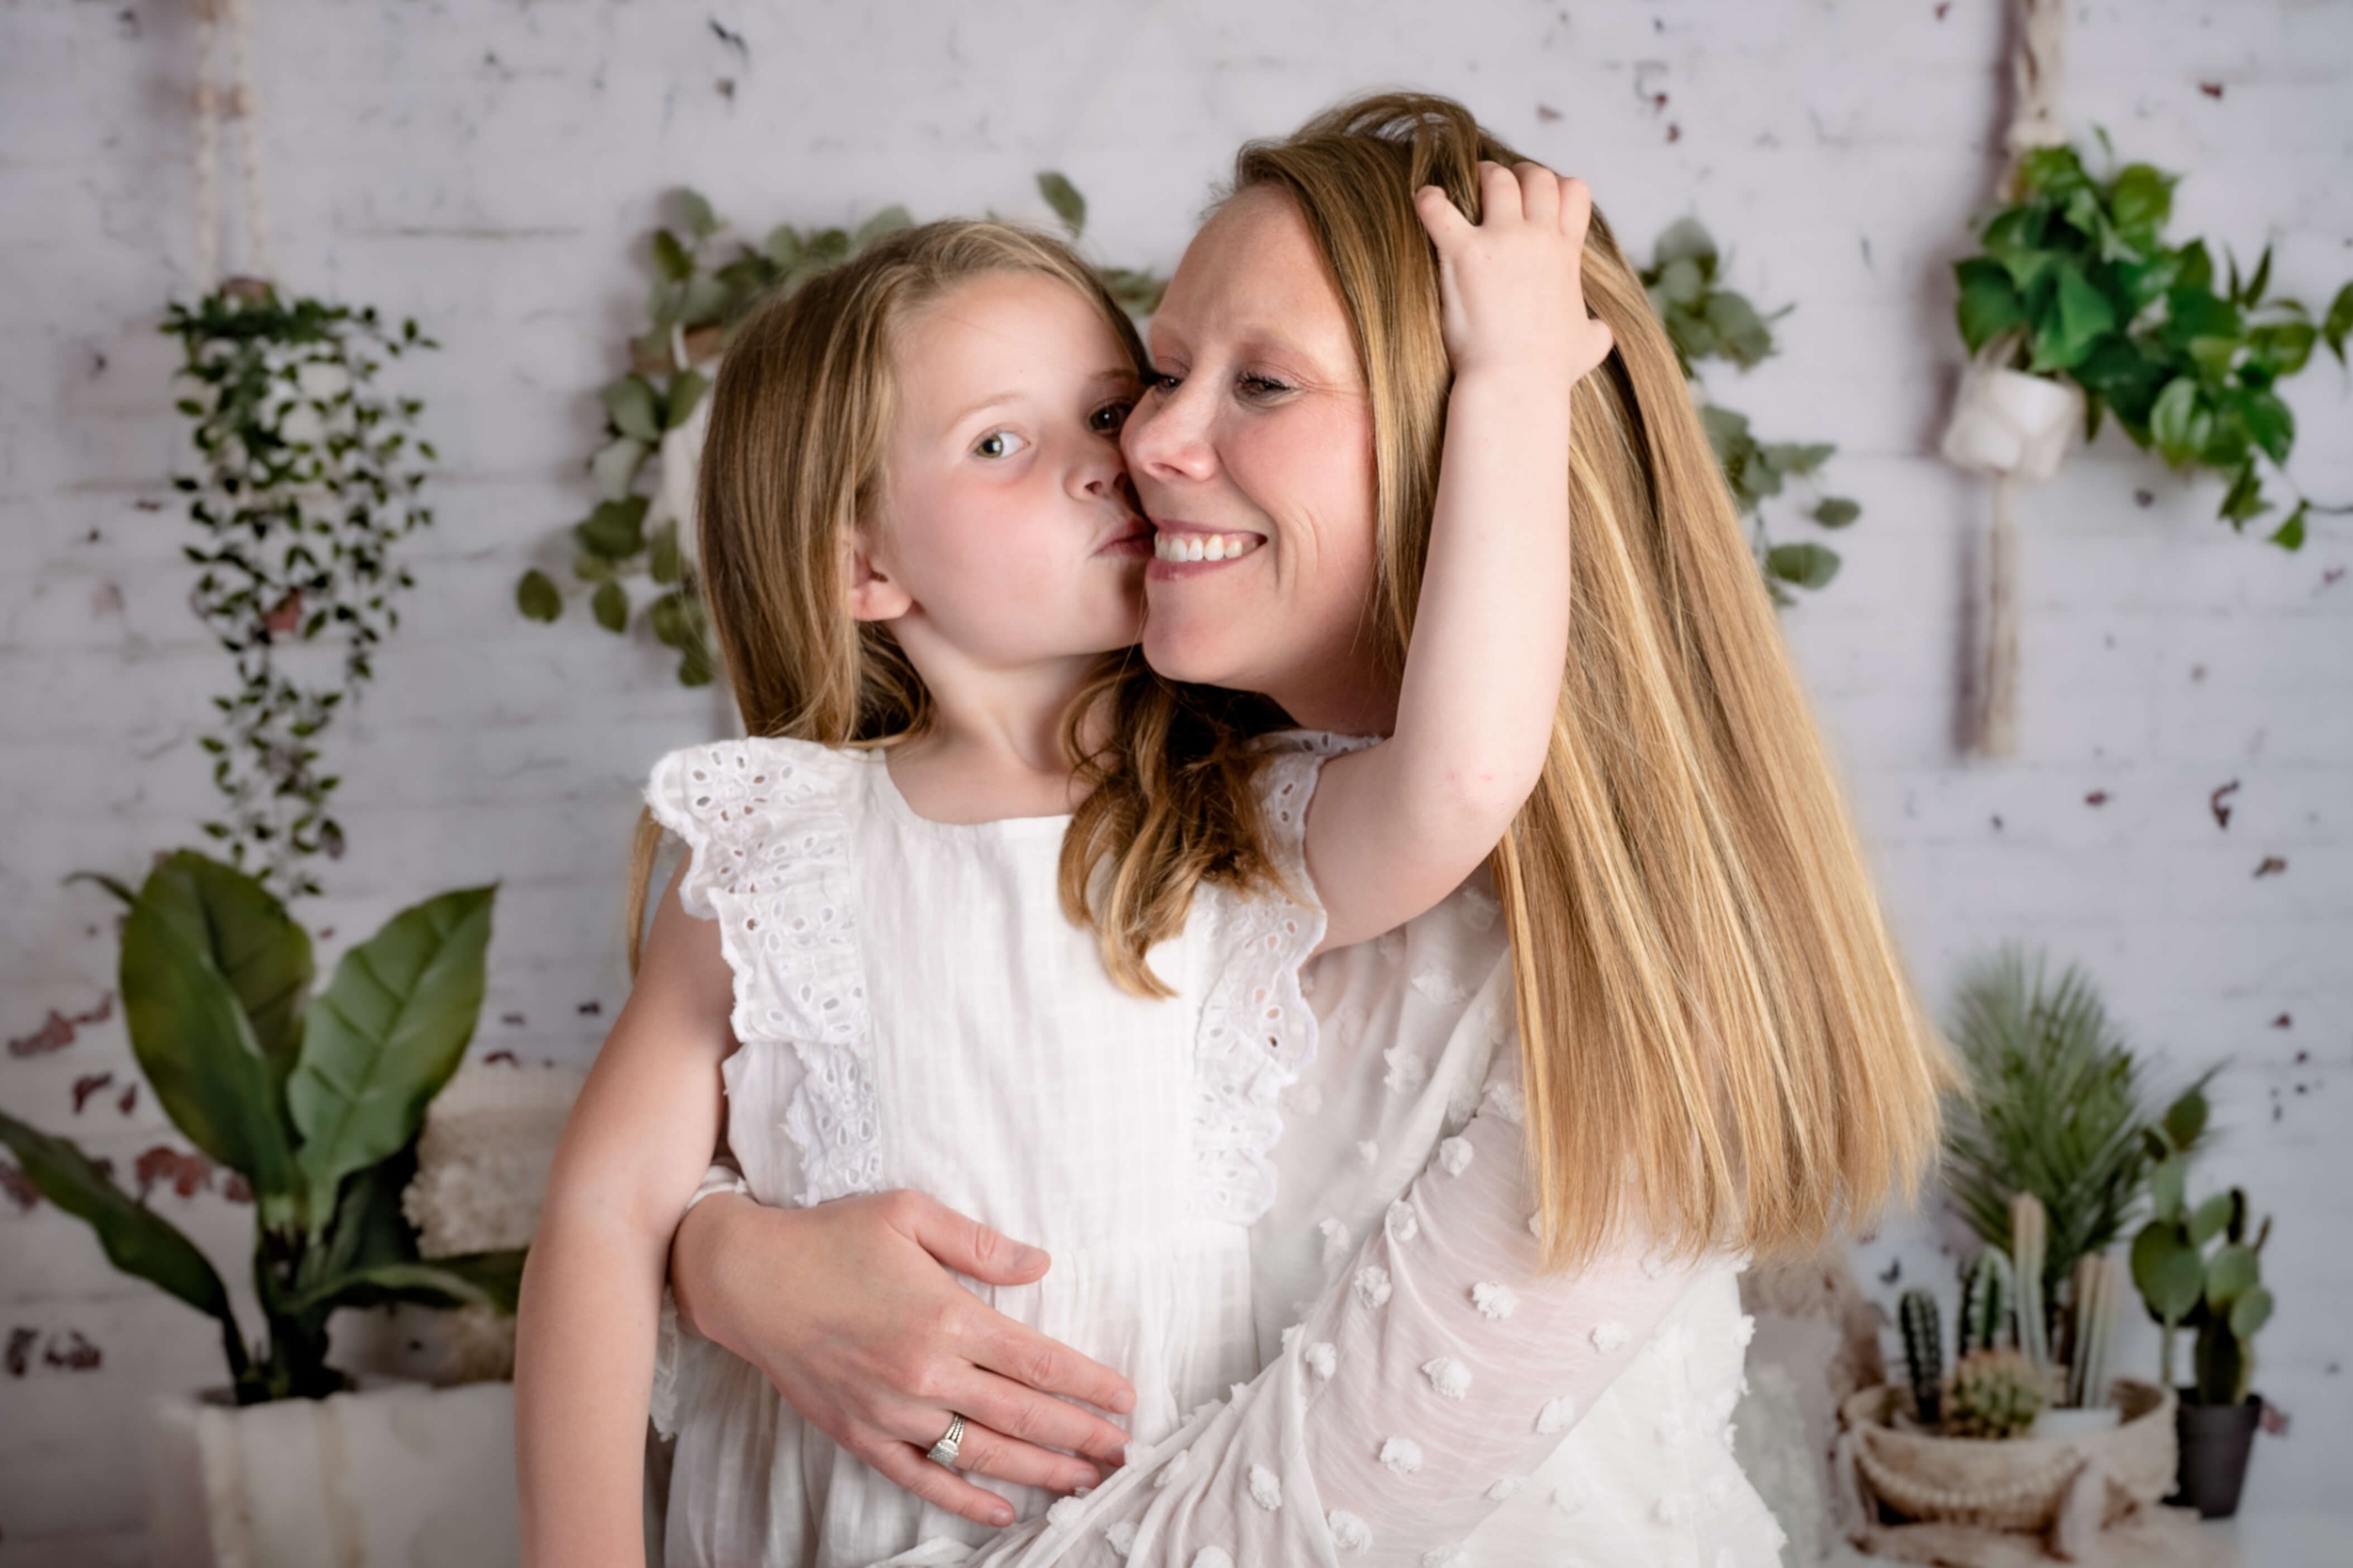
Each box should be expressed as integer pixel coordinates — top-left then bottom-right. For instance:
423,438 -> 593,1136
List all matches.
926,1411 -> 968,1469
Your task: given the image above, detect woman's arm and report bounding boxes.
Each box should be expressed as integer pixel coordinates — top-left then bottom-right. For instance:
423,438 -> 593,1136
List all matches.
1308,162 -> 1612,953
665,1181 -> 1144,1528
514,861 -> 738,1568
904,1082 -> 1701,1567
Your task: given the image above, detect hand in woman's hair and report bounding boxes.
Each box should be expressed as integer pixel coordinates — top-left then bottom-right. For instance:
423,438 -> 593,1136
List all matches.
1415,159 -> 1613,392
668,1188 -> 1138,1527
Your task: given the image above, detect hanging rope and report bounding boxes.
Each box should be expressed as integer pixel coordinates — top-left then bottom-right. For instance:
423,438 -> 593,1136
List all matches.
1948,0 -> 2073,760
191,0 -> 276,296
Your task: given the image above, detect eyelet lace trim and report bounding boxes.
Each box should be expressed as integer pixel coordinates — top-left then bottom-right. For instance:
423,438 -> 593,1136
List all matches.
1191,730 -> 1378,1226
645,738 -> 882,1207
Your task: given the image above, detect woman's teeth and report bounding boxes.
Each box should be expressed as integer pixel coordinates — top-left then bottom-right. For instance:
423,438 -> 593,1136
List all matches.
1153,531 -> 1262,564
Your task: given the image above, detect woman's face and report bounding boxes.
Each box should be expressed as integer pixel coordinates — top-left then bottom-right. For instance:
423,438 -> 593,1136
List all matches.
1124,187 -> 1393,731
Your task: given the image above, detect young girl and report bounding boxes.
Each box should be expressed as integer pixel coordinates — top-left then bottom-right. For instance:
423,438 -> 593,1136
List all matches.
517,173 -> 1608,1568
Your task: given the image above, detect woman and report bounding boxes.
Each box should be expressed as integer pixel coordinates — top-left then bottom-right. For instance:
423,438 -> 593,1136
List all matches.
663,92 -> 1950,1565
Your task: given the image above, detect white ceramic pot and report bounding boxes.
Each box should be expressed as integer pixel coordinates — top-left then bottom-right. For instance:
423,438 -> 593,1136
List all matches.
2031,1404 -> 2123,1440
148,1379 -> 519,1568
1941,361 -> 2085,483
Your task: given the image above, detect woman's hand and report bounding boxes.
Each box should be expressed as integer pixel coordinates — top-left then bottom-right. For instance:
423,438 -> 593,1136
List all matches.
1416,160 -> 1613,394
667,1188 -> 1139,1528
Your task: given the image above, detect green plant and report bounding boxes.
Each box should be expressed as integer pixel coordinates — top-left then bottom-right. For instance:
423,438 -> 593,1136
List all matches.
0,852 -> 518,1403
1899,1288 -> 1945,1425
1959,1246 -> 2014,1354
2130,1128 -> 2274,1405
1943,948 -> 2214,1310
1639,217 -> 1861,604
1944,1348 -> 2051,1440
2065,1253 -> 2121,1410
1953,135 -> 2353,550
164,283 -> 438,898
519,173 -> 1167,685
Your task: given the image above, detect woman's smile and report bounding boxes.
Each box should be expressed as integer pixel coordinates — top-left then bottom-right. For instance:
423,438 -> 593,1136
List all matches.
1148,520 -> 1266,575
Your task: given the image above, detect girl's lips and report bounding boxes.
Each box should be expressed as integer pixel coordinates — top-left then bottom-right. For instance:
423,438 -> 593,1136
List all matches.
1095,517 -> 1154,559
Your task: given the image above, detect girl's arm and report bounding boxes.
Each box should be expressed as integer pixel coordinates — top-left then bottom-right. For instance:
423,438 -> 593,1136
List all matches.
514,859 -> 738,1568
1307,161 -> 1613,953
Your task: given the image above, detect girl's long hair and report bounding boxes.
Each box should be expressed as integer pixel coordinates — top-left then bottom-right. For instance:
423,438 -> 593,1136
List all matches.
626,220 -> 1283,992
1234,92 -> 1955,1264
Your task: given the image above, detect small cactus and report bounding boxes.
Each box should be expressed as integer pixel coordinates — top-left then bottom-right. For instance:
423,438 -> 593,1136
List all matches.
1960,1247 -> 2014,1353
1899,1288 -> 1945,1425
2011,1192 -> 2050,1376
1944,1347 -> 2050,1440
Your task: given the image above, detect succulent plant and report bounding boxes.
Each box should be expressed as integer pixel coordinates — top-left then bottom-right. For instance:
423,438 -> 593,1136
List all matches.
1900,1288 -> 1945,1425
2011,1191 -> 2051,1376
2131,1148 -> 2275,1405
1960,1246 -> 2015,1354
1944,1348 -> 2051,1440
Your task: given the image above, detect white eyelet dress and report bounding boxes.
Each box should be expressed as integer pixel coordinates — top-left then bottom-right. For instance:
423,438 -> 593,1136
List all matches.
643,732 -> 1357,1568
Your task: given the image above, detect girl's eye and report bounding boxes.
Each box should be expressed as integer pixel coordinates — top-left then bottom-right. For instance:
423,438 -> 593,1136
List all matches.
973,429 -> 1029,459
1089,399 -> 1134,435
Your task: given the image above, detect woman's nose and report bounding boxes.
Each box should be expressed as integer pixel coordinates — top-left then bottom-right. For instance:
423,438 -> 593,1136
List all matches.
1122,386 -> 1216,484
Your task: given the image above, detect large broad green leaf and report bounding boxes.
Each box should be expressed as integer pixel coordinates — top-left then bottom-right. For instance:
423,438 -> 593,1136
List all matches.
138,850 -> 312,1081
120,876 -> 300,1197
287,887 -> 495,1203
0,1109 -> 245,1374
2131,1219 -> 2204,1322
296,1253 -> 528,1316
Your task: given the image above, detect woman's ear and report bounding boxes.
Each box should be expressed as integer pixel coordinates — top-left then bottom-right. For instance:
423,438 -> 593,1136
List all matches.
845,530 -> 914,623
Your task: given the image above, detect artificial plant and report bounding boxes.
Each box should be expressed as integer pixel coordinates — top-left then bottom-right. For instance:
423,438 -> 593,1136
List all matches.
519,173 -> 1165,686
1639,216 -> 1861,602
165,284 -> 437,899
0,851 -> 518,1404
2130,1112 -> 2274,1405
1953,136 -> 2353,549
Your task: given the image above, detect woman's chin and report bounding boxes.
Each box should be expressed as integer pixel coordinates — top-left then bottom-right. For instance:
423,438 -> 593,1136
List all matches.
1140,615 -> 1245,689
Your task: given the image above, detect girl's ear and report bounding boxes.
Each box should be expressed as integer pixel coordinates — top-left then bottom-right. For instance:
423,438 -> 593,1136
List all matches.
846,530 -> 914,623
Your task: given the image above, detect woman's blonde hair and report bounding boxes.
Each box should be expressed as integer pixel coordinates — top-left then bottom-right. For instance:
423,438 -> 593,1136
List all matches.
626,219 -> 1284,988
1233,92 -> 1955,1264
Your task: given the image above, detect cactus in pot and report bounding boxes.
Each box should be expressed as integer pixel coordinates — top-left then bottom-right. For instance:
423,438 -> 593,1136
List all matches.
1899,1288 -> 1945,1425
2131,1161 -> 2273,1404
1944,1347 -> 2050,1439
1959,1246 -> 2014,1353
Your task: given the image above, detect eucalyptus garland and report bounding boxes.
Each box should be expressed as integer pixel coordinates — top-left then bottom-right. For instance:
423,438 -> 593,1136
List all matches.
519,175 -> 1164,686
1954,136 -> 2353,548
1640,218 -> 1860,603
165,281 -> 437,898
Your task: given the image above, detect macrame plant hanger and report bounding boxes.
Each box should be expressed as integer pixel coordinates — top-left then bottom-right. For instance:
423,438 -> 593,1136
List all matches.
191,0 -> 276,300
1941,0 -> 2080,760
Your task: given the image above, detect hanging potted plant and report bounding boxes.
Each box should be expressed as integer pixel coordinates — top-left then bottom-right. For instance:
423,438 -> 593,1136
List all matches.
0,851 -> 523,1566
2130,1120 -> 2278,1518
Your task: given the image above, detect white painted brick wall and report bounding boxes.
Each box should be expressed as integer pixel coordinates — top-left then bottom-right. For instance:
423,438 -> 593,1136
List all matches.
3,0 -> 2346,1556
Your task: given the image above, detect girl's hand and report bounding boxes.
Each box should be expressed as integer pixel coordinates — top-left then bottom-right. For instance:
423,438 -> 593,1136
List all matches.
668,1188 -> 1139,1528
1415,160 -> 1613,393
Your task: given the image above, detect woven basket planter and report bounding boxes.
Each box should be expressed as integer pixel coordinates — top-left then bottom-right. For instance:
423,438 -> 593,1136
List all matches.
1840,1378 -> 2177,1535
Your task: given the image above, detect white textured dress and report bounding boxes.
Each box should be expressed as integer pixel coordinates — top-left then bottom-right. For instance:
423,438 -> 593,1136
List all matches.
643,732 -> 1351,1568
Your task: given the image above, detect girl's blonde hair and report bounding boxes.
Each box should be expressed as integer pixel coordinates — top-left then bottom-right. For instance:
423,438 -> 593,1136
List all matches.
627,219 -> 1284,990
1232,92 -> 1955,1264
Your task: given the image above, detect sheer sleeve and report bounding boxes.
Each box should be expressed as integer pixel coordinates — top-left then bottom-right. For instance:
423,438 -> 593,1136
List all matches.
895,1088 -> 1706,1568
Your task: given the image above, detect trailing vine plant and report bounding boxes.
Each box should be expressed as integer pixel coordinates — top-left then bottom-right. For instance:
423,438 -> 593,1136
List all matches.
165,281 -> 437,898
1640,218 -> 1861,603
518,174 -> 1166,685
1954,135 -> 2353,549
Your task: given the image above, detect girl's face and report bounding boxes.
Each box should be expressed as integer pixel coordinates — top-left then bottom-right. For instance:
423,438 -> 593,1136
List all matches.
1123,186 -> 1391,731
856,271 -> 1148,671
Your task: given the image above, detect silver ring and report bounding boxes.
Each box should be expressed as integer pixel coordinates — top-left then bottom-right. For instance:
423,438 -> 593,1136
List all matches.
926,1412 -> 968,1468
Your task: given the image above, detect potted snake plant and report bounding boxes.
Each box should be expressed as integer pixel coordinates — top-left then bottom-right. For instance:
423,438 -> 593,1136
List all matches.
0,850 -> 523,1566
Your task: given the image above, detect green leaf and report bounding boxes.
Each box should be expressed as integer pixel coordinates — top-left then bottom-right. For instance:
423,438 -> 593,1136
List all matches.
2188,1192 -> 2234,1248
763,225 -> 805,272
2218,466 -> 2269,526
1956,258 -> 2027,355
0,1109 -> 244,1361
1657,256 -> 1706,310
1765,542 -> 1840,590
2161,1086 -> 2210,1153
677,275 -> 732,328
2238,389 -> 2294,466
648,522 -> 683,587
1652,216 -> 1719,273
2268,500 -> 2309,552
2149,377 -> 2201,465
1813,496 -> 1862,529
1704,290 -> 1773,366
2204,1242 -> 2260,1307
2055,264 -> 2119,360
602,376 -> 664,444
590,437 -> 650,503
2323,281 -> 2353,364
286,887 -> 495,1206
674,188 -> 718,240
2151,1154 -> 2188,1221
2131,1220 -> 2205,1322
664,368 -> 709,431
1698,404 -> 1751,466
854,205 -> 913,251
2229,1284 -> 2273,1341
137,851 -> 312,1083
291,1252 -> 527,1317
592,579 -> 629,632
1036,171 -> 1086,236
1765,442 -> 1836,476
2108,164 -> 2175,238
651,228 -> 694,283
517,568 -> 562,623
576,495 -> 649,560
120,868 -> 300,1197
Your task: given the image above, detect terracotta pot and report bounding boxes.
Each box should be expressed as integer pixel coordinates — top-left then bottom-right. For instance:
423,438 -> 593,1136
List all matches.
2169,1392 -> 2262,1519
147,1379 -> 519,1567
